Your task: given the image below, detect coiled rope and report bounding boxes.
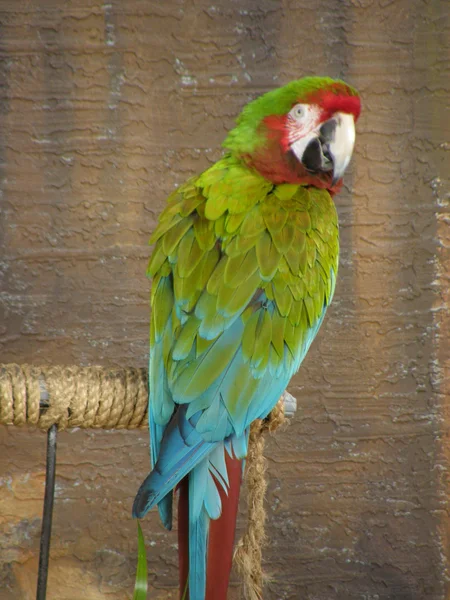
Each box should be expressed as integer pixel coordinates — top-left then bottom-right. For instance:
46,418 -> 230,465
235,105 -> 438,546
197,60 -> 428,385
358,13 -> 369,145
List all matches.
0,363 -> 148,430
0,363 -> 287,599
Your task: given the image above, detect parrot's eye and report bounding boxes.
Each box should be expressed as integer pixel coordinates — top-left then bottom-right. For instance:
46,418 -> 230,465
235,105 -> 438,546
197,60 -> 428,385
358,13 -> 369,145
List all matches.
289,104 -> 308,122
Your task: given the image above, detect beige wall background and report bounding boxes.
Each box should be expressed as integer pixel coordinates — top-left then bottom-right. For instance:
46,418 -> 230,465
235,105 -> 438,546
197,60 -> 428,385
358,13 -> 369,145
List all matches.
0,1 -> 449,599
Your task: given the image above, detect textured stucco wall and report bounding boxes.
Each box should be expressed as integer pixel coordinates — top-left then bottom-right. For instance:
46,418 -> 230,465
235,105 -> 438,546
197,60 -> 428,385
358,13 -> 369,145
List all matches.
0,1 -> 449,599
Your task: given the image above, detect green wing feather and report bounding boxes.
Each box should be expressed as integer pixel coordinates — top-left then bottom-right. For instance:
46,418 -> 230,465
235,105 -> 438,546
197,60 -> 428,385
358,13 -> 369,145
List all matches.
148,153 -> 339,439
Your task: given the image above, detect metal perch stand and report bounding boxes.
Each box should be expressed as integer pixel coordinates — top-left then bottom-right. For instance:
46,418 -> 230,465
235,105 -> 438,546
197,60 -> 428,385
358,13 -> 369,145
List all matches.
0,363 -> 296,600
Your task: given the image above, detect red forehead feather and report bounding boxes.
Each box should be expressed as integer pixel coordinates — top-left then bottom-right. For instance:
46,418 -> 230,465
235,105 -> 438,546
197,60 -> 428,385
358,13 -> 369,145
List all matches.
306,88 -> 361,121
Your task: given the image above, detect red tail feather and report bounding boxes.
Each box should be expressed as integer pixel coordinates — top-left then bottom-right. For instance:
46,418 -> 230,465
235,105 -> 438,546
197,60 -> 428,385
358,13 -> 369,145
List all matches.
177,454 -> 242,599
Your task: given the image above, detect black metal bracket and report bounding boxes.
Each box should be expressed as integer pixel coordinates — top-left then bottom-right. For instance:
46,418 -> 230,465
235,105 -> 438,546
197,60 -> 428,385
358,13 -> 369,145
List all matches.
36,424 -> 57,600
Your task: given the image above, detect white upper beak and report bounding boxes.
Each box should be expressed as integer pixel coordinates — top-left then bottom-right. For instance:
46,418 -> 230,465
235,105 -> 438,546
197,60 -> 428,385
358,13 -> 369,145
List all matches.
328,112 -> 356,185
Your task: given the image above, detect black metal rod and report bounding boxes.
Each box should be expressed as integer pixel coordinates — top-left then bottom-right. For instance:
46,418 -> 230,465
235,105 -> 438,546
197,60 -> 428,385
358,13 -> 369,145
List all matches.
36,424 -> 58,600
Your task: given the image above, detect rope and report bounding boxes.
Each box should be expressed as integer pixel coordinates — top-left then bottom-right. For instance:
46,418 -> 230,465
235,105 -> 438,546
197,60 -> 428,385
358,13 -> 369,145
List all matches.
0,362 -> 287,598
0,364 -> 148,430
234,399 -> 286,600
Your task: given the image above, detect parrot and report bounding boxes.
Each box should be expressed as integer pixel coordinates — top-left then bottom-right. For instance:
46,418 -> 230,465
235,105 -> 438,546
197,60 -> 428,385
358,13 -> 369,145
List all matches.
133,76 -> 361,600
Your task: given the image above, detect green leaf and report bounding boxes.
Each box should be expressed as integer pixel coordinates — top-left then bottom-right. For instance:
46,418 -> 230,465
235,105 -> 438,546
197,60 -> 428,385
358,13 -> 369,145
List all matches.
133,520 -> 148,600
181,574 -> 189,600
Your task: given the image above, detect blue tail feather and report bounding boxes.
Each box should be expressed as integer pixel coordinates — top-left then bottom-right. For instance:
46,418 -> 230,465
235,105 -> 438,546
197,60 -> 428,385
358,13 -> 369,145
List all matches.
188,500 -> 208,600
133,406 -> 216,519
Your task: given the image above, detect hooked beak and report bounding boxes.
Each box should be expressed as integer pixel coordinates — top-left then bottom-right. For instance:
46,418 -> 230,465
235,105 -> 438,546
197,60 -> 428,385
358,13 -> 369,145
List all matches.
292,112 -> 356,185
326,112 -> 356,185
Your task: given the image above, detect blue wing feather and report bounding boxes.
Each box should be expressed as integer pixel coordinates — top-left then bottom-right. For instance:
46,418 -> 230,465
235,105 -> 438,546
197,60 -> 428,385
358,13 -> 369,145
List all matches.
148,319 -> 174,529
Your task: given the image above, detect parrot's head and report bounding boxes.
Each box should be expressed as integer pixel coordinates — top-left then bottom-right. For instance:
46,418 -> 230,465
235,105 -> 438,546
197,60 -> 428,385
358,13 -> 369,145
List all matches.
223,76 -> 361,191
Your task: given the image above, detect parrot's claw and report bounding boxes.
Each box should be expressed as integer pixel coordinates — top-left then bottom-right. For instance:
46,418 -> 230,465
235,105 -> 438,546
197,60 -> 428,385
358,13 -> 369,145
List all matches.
281,390 -> 297,418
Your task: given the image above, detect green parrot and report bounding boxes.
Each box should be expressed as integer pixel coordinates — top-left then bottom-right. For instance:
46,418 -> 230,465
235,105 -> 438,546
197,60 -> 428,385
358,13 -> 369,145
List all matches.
133,76 -> 361,599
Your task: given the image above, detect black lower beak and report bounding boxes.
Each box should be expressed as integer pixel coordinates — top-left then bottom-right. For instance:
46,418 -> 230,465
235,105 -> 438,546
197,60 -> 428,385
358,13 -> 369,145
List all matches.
301,138 -> 333,175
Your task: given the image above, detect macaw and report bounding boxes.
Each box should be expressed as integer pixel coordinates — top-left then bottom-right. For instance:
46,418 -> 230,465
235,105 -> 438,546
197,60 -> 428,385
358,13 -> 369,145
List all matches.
133,76 -> 360,600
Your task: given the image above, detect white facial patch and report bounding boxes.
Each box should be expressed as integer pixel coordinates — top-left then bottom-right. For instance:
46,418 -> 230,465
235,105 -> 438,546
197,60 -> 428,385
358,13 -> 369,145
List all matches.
290,132 -> 319,163
286,104 -> 322,143
287,104 -> 323,161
